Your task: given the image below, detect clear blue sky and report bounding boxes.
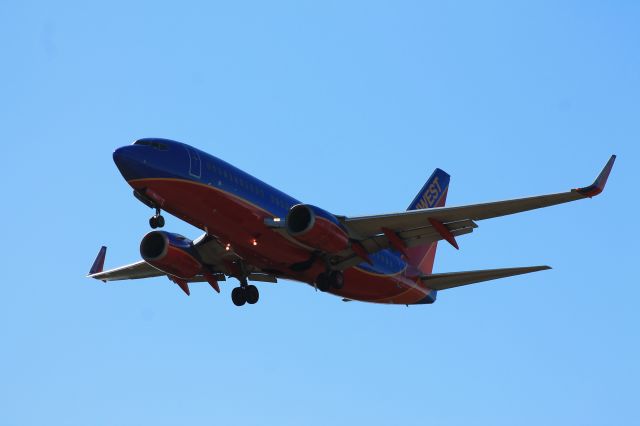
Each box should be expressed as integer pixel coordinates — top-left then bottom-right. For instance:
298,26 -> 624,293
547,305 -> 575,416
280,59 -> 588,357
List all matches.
1,1 -> 638,425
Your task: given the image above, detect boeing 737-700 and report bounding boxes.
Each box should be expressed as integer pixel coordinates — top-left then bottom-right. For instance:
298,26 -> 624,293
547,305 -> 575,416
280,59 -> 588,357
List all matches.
88,138 -> 615,306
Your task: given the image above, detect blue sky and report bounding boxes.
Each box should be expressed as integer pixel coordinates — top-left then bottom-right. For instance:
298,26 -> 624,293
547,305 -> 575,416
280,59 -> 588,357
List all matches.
1,1 -> 638,425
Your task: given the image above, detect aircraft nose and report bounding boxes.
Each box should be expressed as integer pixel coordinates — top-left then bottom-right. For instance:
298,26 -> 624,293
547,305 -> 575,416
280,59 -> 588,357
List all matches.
113,146 -> 128,162
113,146 -> 142,180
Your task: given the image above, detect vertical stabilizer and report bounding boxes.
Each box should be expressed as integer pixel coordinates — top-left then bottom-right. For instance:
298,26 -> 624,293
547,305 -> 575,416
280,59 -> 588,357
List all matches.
405,169 -> 450,275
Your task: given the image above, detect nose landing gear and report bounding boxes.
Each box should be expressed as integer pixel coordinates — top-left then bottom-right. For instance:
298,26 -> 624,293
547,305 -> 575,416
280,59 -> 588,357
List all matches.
149,208 -> 165,229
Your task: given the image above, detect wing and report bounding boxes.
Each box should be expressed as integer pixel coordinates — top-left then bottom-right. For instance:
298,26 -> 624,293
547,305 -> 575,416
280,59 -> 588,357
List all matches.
330,155 -> 615,267
87,234 -> 246,283
89,258 -> 164,282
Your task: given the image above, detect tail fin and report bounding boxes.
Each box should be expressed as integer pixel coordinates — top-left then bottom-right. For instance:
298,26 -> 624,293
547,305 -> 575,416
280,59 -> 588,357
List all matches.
405,168 -> 450,275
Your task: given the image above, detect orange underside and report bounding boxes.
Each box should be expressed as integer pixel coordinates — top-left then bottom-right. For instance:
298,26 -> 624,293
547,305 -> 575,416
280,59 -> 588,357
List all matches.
130,178 -> 434,304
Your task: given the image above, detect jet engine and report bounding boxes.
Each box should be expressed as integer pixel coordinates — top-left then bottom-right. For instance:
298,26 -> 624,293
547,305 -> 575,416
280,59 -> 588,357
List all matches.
140,231 -> 202,279
286,204 -> 350,253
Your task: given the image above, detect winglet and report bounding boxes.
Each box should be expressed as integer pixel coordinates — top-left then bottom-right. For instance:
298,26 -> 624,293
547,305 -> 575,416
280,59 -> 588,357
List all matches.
89,246 -> 107,275
575,155 -> 616,198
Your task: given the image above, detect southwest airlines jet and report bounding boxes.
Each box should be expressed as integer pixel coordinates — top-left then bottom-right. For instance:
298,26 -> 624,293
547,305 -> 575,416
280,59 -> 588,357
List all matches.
88,138 -> 615,306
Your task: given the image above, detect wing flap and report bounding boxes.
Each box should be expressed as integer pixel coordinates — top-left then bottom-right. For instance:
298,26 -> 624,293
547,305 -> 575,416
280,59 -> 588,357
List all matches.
359,219 -> 477,253
331,220 -> 477,270
421,265 -> 551,290
399,219 -> 477,248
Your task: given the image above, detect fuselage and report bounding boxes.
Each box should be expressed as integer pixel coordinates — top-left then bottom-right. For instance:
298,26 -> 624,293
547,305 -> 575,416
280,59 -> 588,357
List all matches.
113,138 -> 436,304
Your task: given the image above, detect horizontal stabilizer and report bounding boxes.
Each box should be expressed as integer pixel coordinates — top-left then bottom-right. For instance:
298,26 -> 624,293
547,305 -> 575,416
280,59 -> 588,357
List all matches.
421,265 -> 551,290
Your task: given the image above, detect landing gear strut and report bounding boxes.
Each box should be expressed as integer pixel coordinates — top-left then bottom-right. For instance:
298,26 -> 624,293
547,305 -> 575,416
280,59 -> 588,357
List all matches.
149,207 -> 165,229
316,270 -> 344,292
231,276 -> 259,306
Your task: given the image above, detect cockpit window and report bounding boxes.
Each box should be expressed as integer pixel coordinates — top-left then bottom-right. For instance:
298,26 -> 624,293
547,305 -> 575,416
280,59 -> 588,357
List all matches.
134,140 -> 168,150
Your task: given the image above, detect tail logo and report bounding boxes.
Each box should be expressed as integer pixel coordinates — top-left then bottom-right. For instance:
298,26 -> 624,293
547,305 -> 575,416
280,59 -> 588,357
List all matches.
414,176 -> 443,209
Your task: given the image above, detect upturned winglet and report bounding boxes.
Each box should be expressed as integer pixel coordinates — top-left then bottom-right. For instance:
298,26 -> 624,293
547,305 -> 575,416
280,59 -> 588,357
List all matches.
574,155 -> 616,197
89,246 -> 107,275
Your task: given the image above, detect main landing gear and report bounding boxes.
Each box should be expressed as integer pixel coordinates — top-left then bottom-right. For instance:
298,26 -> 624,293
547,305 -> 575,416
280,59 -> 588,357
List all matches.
231,277 -> 259,306
149,207 -> 165,229
315,270 -> 344,292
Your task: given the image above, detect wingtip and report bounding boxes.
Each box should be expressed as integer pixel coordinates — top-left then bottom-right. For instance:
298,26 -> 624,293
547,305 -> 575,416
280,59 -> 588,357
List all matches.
88,246 -> 107,275
574,155 -> 616,198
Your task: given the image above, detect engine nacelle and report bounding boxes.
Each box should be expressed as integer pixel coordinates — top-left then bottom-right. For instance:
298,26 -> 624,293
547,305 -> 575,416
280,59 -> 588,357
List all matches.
286,204 -> 350,253
140,231 -> 202,279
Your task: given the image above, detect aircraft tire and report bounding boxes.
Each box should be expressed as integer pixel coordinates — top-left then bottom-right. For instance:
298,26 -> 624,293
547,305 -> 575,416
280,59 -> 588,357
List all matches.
149,217 -> 158,229
245,285 -> 259,304
231,287 -> 246,306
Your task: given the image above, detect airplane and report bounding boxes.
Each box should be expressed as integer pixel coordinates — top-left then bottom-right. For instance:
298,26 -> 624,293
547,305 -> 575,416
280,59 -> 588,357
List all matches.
88,138 -> 615,306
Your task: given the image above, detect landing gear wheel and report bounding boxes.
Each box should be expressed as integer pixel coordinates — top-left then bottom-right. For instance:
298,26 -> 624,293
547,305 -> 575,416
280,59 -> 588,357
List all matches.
329,271 -> 344,289
245,285 -> 259,304
149,206 -> 165,229
316,272 -> 331,292
231,287 -> 246,306
149,214 -> 165,229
